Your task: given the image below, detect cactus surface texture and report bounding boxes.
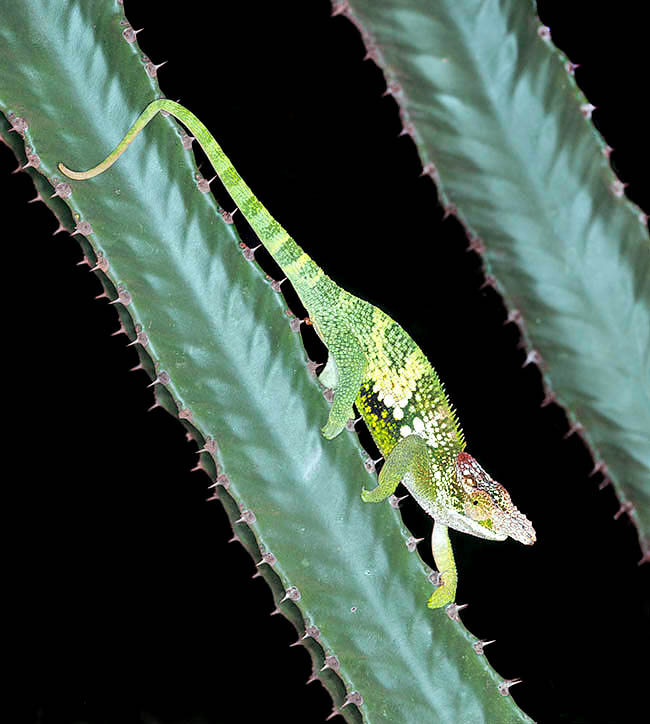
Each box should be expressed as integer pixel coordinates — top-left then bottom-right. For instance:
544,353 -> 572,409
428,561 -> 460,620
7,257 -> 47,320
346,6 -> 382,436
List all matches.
2,1 -> 648,723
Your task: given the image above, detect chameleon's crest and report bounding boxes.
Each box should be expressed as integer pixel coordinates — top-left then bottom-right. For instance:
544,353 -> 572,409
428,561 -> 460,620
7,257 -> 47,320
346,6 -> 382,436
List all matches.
454,452 -> 536,545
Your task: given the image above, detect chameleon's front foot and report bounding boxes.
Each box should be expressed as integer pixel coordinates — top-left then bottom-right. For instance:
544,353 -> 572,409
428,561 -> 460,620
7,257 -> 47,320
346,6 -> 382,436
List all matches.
426,568 -> 458,609
427,522 -> 458,610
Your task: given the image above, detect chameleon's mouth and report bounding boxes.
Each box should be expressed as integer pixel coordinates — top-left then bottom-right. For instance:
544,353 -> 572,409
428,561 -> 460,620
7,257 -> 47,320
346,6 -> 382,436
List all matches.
505,509 -> 537,545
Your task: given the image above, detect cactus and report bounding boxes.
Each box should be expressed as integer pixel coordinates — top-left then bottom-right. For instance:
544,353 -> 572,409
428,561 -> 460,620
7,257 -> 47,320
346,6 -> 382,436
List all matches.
2,1 -> 648,723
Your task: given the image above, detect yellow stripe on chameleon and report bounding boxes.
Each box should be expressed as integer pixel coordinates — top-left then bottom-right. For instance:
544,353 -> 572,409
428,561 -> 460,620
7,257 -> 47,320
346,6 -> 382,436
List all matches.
284,252 -> 310,275
265,231 -> 290,254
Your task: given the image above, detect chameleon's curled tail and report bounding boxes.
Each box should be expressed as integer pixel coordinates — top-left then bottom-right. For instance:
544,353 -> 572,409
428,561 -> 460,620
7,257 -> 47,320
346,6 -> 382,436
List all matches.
58,99 -> 326,295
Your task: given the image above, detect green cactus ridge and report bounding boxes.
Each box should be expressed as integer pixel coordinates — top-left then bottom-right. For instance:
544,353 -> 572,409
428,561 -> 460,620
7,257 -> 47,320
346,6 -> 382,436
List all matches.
0,1 -> 538,722
333,0 -> 650,559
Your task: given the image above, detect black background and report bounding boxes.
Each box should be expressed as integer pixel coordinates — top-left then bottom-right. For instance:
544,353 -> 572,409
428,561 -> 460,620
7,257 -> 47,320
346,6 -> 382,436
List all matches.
4,1 -> 649,723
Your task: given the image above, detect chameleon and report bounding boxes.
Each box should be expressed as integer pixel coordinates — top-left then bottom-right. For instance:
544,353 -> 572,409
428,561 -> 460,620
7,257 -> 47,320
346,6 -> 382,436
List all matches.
59,99 -> 536,609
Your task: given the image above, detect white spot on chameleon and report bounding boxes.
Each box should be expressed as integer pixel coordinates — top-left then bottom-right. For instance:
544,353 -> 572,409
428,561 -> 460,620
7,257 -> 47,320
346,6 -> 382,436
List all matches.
393,407 -> 404,420
384,393 -> 395,407
413,417 -> 424,434
400,425 -> 411,437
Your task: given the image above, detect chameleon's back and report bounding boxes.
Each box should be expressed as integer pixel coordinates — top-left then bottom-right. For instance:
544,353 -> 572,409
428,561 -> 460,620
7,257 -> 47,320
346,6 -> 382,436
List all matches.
348,296 -> 465,462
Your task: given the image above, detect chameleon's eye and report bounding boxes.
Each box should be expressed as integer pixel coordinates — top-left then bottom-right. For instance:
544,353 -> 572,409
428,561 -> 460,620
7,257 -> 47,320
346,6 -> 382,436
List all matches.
464,489 -> 494,521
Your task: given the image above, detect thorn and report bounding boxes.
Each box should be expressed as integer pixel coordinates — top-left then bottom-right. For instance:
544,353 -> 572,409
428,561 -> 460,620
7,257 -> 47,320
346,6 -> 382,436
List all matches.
611,179 -> 627,198
420,162 -> 436,177
498,678 -> 522,696
8,115 -> 28,135
111,322 -> 128,337
51,181 -> 72,199
94,290 -> 109,301
90,255 -> 109,273
522,349 -> 540,367
589,460 -> 607,478
178,408 -> 193,422
598,477 -> 611,491
239,242 -> 261,261
405,535 -> 424,552
28,192 -> 43,204
563,421 -> 583,439
330,1 -> 349,16
614,502 -> 634,520
76,256 -> 90,267
382,81 -> 402,98
180,131 -> 194,149
320,655 -> 340,672
363,456 -> 383,473
466,236 -> 485,254
537,25 -> 551,40
271,277 -> 286,292
540,390 -> 555,407
306,360 -> 323,376
289,316 -> 304,332
565,61 -> 579,75
325,708 -> 340,721
145,59 -> 167,78
129,361 -> 144,373
281,586 -> 301,603
256,552 -> 277,568
303,624 -> 321,640
147,370 -> 170,387
21,151 -> 41,171
72,220 -> 93,237
228,532 -> 241,544
197,174 -> 217,193
473,639 -> 496,655
442,203 -> 456,219
126,331 -> 149,348
197,438 -> 218,455
219,207 -> 238,224
399,122 -> 415,139
602,145 -> 613,159
109,289 -> 132,306
345,415 -> 362,431
305,671 -> 319,686
147,400 -> 161,413
343,692 -> 363,708
480,274 -> 497,290
580,103 -> 596,119
235,509 -> 256,525
638,549 -> 650,566
446,602 -> 468,621
269,606 -> 282,617
122,26 -> 143,43
389,493 -> 409,508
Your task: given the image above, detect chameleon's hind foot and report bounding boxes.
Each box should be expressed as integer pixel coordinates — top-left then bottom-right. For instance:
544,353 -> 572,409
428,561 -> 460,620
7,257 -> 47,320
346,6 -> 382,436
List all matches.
361,434 -> 429,502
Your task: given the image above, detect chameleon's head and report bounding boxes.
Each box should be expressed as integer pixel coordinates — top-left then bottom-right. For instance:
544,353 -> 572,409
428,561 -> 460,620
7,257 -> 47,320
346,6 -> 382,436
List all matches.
451,452 -> 536,545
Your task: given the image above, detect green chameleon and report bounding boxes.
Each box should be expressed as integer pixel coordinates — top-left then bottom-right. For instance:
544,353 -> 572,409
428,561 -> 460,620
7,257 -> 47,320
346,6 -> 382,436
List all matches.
59,99 -> 536,609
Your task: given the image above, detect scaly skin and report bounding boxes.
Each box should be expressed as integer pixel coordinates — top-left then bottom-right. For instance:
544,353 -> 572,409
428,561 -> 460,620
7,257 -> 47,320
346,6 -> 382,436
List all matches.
59,100 -> 536,609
